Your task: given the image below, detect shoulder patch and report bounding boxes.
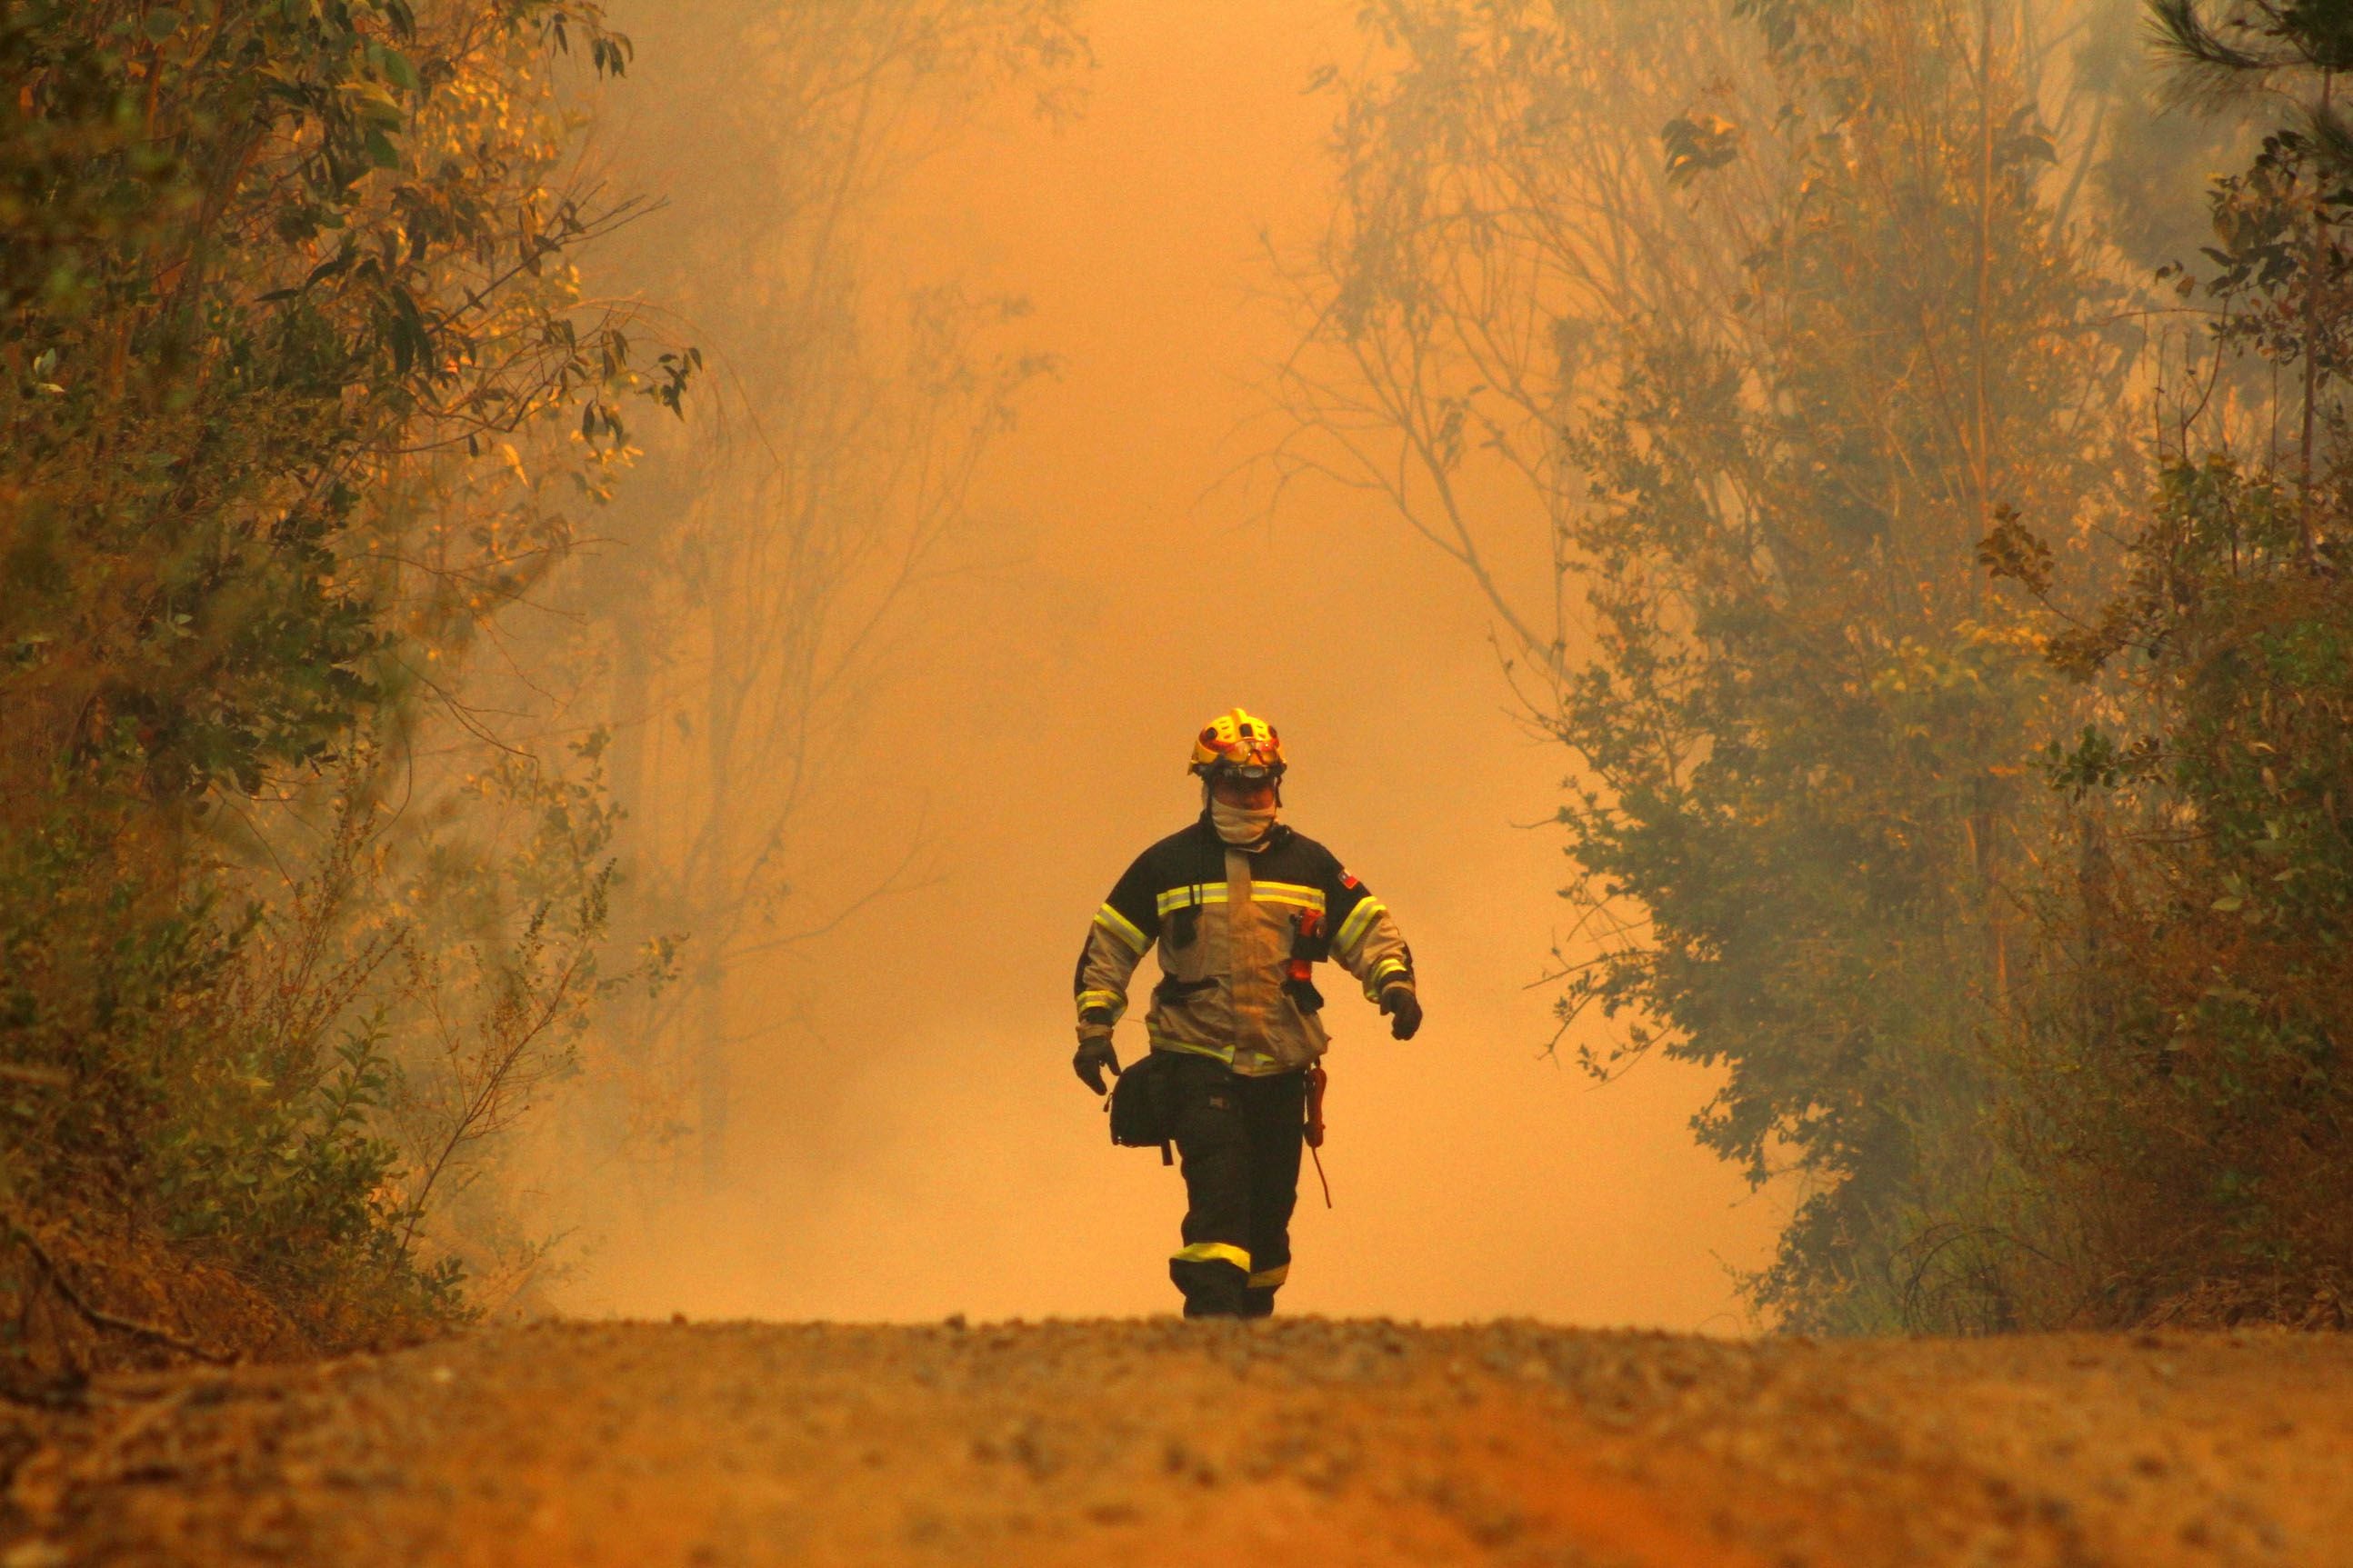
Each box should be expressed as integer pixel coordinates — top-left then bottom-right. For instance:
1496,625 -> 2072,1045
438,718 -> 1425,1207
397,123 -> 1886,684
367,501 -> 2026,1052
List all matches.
1340,872 -> 1360,889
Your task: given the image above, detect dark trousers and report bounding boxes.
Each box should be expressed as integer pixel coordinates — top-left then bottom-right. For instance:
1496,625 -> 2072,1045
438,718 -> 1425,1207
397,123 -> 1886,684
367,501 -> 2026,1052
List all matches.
1163,1056 -> 1307,1318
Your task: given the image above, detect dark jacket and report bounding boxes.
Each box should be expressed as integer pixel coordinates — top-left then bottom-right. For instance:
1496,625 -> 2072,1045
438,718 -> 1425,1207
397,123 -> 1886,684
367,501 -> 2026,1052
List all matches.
1073,816 -> 1414,1075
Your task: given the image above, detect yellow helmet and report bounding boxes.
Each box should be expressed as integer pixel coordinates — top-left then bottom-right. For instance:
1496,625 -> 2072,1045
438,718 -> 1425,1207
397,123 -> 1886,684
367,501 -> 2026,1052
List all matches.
1188,707 -> 1286,777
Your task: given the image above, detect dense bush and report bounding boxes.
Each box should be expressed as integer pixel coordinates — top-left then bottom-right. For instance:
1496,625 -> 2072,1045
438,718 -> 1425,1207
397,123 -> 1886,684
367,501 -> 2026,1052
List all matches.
1290,0 -> 2353,1330
0,0 -> 682,1358
1995,103 -> 2353,1320
1280,0 -> 2151,1331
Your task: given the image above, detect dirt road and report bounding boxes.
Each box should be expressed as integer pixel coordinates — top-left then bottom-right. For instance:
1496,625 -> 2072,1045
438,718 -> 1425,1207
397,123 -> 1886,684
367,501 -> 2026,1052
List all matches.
7,1319 -> 2352,1567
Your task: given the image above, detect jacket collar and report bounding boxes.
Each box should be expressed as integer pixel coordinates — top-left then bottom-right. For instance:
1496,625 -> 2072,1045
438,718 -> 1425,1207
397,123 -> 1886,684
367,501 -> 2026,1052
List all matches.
1194,811 -> 1288,856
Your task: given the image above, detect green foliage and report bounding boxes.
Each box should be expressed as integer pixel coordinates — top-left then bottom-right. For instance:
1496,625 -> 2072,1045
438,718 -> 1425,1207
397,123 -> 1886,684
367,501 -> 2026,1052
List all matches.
1297,0 -> 2353,1331
1283,0 -> 2173,1331
1,0 -> 677,804
1660,113 -> 1740,187
1996,90 -> 2353,1319
2008,462 -> 2353,1320
0,772 -> 461,1333
0,0 -> 688,1350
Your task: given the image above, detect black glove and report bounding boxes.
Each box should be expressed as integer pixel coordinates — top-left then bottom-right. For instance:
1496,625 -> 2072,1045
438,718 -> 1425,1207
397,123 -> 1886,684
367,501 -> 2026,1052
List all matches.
1073,1034 -> 1122,1094
1379,984 -> 1423,1041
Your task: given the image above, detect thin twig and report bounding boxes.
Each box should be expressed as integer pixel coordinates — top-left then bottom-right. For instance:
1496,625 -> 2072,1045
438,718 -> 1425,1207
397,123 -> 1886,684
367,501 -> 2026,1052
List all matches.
2,1212 -> 232,1366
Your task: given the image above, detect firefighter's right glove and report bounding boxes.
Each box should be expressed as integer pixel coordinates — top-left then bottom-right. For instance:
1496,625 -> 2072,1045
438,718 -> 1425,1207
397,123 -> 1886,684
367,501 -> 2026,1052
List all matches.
1073,1034 -> 1122,1095
1379,984 -> 1423,1041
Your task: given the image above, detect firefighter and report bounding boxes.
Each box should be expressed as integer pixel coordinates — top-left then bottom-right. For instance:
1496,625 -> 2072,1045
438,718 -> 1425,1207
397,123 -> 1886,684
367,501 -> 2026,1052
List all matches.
1070,708 -> 1423,1318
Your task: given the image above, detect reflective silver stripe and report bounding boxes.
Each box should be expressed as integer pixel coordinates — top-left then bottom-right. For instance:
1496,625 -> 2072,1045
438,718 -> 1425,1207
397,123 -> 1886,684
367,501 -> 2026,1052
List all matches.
1250,881 -> 1327,912
1076,988 -> 1126,1021
1334,896 -> 1387,953
1095,904 -> 1148,954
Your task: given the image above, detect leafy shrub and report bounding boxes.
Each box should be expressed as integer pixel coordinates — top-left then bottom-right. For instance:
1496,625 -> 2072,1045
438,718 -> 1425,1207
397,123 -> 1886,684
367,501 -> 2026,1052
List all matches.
0,0 -> 683,1362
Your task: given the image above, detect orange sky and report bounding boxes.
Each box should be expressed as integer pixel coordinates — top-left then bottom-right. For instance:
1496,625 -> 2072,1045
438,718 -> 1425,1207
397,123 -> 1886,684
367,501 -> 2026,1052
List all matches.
568,0 -> 1786,1329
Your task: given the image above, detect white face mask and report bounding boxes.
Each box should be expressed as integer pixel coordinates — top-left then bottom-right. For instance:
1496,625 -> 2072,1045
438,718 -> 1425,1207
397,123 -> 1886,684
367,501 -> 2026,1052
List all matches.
1210,797 -> 1279,846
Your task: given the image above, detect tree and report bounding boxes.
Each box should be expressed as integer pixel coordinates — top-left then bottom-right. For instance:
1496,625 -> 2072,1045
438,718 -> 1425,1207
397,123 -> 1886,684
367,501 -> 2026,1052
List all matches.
1983,0 -> 2353,1325
1277,0 -> 2155,1328
566,0 -> 1079,1189
0,0 -> 686,1348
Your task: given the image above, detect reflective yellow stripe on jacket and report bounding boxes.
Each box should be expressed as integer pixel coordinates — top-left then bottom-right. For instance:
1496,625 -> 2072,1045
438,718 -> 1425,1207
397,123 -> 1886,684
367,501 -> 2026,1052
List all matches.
1155,883 -> 1327,914
1149,1032 -> 1235,1064
1334,896 -> 1387,954
1094,903 -> 1148,955
1156,883 -> 1227,914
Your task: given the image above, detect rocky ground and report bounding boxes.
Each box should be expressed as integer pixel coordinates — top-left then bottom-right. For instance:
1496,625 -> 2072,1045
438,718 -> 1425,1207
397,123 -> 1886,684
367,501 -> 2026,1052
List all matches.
5,1318 -> 2352,1567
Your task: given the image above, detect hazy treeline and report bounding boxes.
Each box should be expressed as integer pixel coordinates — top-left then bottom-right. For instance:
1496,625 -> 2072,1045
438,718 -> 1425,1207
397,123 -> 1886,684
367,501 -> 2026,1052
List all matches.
564,0 -> 1076,1197
1284,0 -> 2353,1331
0,0 -> 1067,1368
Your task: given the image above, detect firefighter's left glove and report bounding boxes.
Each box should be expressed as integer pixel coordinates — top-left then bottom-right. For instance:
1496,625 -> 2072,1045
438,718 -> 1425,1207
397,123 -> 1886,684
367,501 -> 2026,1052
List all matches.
1379,984 -> 1423,1041
1073,1034 -> 1122,1095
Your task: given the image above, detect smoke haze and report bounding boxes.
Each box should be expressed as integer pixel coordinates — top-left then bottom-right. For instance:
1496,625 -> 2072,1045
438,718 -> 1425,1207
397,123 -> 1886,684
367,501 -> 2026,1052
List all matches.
564,0 -> 1784,1328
